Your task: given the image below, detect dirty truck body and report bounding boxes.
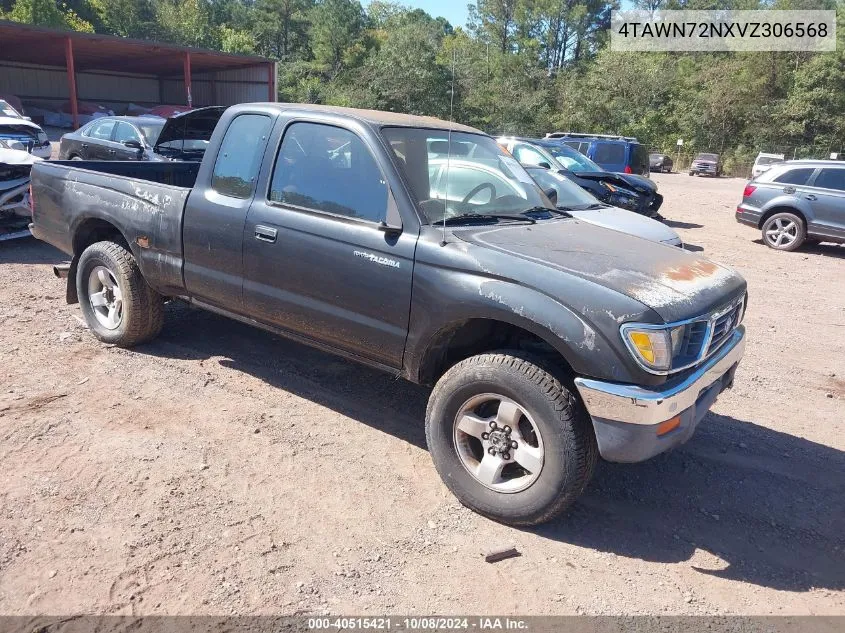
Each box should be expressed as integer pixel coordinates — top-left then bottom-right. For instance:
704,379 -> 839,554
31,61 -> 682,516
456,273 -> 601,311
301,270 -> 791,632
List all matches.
30,103 -> 747,525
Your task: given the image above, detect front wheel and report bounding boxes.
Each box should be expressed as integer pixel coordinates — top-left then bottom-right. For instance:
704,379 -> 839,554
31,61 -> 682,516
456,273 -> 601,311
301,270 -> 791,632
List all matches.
425,352 -> 597,526
76,241 -> 164,346
762,212 -> 806,251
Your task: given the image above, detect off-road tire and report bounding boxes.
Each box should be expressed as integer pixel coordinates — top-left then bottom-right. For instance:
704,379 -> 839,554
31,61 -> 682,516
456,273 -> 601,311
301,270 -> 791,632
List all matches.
425,351 -> 598,526
76,240 -> 164,346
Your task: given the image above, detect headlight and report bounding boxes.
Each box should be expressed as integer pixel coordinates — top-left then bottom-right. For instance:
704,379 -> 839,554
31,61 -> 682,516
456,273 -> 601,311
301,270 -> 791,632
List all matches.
621,324 -> 686,373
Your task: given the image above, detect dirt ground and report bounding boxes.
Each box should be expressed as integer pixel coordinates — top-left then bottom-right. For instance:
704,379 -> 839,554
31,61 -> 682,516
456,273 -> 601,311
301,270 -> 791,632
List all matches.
1,173 -> 844,616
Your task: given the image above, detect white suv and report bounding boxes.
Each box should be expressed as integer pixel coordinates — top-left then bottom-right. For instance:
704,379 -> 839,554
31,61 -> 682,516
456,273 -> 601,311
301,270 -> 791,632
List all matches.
751,152 -> 785,179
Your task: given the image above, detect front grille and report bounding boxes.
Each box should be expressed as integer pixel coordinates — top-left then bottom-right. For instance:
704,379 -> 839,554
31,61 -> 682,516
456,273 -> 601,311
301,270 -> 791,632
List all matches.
706,301 -> 743,356
683,322 -> 708,358
669,298 -> 744,372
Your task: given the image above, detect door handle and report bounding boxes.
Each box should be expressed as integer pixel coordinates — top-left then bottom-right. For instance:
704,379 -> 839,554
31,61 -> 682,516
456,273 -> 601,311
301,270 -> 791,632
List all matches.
108,149 -> 116,154
254,225 -> 277,243
805,194 -> 817,201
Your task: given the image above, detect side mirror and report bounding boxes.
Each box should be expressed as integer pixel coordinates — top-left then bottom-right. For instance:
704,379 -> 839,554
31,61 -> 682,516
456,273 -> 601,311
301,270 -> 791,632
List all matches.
543,187 -> 558,206
538,161 -> 551,169
124,139 -> 143,151
377,220 -> 403,236
378,190 -> 403,236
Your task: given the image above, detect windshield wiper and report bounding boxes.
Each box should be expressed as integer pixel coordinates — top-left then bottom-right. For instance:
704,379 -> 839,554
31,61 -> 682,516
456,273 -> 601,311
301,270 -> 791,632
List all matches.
563,203 -> 607,210
519,206 -> 571,218
441,213 -> 536,225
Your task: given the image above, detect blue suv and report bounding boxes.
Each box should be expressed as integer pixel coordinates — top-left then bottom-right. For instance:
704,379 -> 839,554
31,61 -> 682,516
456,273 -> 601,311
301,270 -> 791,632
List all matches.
545,133 -> 650,176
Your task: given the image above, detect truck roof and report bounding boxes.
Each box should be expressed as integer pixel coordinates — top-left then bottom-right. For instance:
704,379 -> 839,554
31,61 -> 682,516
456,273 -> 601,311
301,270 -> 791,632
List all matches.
237,103 -> 484,135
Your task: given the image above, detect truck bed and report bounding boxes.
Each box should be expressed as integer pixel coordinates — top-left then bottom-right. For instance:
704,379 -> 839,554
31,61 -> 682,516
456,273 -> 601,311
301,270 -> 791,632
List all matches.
49,160 -> 201,188
29,160 -> 198,295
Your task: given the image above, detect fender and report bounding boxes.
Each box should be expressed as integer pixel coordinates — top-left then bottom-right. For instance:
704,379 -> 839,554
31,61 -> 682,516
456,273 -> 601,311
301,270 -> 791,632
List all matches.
758,195 -> 815,227
404,266 -> 649,386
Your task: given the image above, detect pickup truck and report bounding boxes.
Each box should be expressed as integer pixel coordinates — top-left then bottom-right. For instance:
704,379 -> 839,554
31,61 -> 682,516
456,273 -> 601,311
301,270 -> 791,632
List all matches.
30,103 -> 748,526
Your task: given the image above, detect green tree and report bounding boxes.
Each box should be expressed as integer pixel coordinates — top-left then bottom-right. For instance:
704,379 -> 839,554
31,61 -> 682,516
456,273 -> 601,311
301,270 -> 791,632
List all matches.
6,0 -> 94,31
353,10 -> 451,116
90,0 -> 156,38
220,25 -> 256,54
153,0 -> 219,48
310,0 -> 365,76
253,0 -> 314,59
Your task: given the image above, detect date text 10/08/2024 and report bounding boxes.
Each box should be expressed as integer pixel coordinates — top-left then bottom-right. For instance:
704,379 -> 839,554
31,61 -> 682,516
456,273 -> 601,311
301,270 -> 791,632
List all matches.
307,617 -> 530,630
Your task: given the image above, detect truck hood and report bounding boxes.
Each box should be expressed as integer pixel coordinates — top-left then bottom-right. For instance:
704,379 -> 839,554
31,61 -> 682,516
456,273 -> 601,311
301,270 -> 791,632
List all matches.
571,170 -> 656,194
454,219 -> 745,322
0,117 -> 42,132
567,206 -> 680,245
153,106 -> 226,158
0,147 -> 39,166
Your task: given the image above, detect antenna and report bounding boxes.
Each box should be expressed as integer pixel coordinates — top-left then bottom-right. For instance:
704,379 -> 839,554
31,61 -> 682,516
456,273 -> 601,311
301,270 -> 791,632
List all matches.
441,48 -> 456,247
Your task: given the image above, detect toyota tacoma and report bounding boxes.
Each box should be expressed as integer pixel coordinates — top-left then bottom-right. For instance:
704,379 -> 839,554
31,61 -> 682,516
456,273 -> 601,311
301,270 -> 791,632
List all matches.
29,103 -> 747,526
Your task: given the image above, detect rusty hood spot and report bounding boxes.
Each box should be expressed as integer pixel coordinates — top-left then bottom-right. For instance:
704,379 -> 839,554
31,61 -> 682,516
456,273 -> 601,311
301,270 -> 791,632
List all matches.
665,260 -> 719,282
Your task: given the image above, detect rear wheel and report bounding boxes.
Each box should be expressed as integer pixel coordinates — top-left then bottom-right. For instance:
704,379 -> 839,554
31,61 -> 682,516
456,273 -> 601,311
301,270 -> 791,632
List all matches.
76,241 -> 164,346
762,212 -> 806,251
425,351 -> 597,526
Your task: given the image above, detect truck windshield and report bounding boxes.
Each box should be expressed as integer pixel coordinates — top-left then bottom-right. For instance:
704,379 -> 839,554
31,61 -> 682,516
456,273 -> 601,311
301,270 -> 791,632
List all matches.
544,143 -> 604,173
137,121 -> 164,145
382,127 -> 551,224
527,169 -> 601,209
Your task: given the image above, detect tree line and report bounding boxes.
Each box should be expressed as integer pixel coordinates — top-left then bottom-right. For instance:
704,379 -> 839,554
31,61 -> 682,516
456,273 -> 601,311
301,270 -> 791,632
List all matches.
3,0 -> 845,172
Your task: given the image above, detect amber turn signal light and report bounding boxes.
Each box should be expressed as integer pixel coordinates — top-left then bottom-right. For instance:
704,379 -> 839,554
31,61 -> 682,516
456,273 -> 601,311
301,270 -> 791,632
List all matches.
656,416 -> 681,437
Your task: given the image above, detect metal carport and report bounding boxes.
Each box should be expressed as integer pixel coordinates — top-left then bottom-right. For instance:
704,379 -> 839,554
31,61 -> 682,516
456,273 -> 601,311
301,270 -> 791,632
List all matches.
0,21 -> 276,129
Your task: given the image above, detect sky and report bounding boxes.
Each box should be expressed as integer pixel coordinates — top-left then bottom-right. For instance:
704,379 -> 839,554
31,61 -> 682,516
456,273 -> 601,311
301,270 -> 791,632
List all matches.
365,0 -> 471,29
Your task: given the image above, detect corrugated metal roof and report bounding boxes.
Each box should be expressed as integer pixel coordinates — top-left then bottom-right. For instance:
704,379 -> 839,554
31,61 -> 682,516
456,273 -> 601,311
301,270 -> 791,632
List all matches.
0,20 -> 273,75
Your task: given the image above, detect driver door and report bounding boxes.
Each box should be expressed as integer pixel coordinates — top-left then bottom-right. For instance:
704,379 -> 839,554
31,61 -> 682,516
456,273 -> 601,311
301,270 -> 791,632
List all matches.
242,120 -> 417,368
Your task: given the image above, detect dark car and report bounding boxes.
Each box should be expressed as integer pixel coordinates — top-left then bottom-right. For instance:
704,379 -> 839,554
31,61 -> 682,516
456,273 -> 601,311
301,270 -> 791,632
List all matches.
30,102 -> 747,526
736,160 -> 845,251
498,137 -> 663,217
650,153 -> 673,173
545,132 -> 650,176
689,153 -> 722,177
58,107 -> 223,162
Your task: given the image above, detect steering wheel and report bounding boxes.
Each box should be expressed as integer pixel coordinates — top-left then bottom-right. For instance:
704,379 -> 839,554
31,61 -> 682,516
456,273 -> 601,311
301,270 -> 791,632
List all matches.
461,182 -> 496,207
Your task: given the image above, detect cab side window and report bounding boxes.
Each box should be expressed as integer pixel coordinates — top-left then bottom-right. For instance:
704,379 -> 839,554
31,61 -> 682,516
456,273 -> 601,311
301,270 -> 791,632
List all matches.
774,168 -> 815,186
269,122 -> 387,223
211,114 -> 272,199
88,119 -> 116,141
113,122 -> 141,144
812,168 -> 845,191
593,143 -> 625,164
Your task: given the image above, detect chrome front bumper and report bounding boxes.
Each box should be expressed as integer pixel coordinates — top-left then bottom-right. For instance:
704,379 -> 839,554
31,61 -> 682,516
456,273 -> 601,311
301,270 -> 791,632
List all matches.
574,326 -> 746,462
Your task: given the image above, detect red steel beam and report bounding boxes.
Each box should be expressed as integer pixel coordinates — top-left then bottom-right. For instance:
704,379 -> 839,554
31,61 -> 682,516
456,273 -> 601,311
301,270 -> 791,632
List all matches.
64,37 -> 79,129
183,52 -> 193,107
267,62 -> 276,102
